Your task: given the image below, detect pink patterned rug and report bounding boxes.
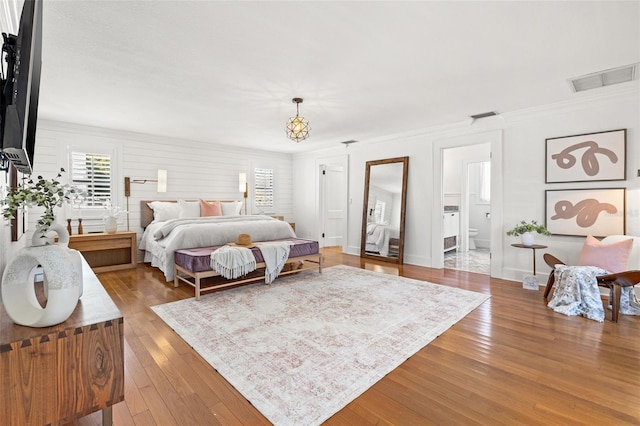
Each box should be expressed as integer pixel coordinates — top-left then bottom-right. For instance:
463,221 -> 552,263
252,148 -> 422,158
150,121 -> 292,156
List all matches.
151,265 -> 489,425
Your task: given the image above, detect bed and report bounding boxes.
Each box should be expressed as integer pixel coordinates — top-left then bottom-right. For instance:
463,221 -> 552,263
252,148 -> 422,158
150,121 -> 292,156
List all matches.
365,222 -> 400,257
139,200 -> 313,282
174,238 -> 322,299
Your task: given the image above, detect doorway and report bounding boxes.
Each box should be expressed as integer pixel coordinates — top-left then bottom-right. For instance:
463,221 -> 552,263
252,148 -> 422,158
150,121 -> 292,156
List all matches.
431,130 -> 503,277
442,144 -> 491,274
317,155 -> 348,250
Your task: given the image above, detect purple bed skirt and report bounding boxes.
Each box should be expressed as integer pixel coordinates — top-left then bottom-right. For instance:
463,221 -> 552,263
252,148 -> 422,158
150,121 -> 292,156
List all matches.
175,238 -> 320,273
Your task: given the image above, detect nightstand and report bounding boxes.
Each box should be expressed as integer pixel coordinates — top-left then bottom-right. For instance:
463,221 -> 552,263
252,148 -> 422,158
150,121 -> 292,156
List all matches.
68,231 -> 137,273
272,216 -> 295,232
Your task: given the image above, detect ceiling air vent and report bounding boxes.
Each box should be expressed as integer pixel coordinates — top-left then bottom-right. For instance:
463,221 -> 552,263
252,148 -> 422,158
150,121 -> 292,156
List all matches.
340,139 -> 358,147
570,64 -> 638,93
470,111 -> 498,120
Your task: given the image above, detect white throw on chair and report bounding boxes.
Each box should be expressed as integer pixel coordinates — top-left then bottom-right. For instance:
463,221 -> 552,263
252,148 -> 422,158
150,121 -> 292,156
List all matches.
543,235 -> 640,322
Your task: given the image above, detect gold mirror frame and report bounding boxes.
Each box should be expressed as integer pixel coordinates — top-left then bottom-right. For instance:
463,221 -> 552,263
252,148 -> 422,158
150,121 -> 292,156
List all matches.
360,156 -> 409,264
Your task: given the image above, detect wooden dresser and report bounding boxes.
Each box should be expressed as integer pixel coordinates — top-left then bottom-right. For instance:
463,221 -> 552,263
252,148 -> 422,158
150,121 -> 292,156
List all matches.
0,257 -> 124,425
68,231 -> 137,273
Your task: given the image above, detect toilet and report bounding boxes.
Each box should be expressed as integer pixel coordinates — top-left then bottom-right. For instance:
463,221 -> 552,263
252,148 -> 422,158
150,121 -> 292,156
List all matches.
468,228 -> 479,250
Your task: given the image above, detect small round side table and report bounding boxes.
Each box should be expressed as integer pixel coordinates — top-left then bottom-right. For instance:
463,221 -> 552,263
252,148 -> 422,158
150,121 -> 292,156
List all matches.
511,244 -> 548,276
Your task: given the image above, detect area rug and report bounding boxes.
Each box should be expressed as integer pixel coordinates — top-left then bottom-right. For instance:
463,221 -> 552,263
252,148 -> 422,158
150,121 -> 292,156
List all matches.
151,265 -> 489,426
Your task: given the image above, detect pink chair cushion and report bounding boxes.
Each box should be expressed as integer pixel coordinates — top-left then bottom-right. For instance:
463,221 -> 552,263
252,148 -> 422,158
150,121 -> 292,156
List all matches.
579,235 -> 633,273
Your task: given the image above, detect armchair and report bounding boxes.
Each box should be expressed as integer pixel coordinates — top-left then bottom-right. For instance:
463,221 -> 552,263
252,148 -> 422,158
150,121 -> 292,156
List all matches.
543,235 -> 640,322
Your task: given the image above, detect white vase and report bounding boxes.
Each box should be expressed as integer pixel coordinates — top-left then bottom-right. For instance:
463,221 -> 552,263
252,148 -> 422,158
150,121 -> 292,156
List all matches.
521,232 -> 535,246
2,223 -> 83,327
104,216 -> 118,234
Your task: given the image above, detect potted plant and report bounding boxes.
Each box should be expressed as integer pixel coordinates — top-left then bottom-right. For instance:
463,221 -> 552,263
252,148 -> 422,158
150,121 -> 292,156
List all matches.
506,220 -> 551,246
2,168 -> 83,236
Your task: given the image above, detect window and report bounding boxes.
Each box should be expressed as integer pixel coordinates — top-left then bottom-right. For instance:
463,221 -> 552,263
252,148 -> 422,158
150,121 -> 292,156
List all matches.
478,161 -> 491,204
374,200 -> 386,224
254,168 -> 274,211
70,151 -> 112,207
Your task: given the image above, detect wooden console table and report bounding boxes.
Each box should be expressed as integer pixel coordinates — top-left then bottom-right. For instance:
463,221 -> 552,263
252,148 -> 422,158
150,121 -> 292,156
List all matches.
69,231 -> 137,273
0,257 -> 124,425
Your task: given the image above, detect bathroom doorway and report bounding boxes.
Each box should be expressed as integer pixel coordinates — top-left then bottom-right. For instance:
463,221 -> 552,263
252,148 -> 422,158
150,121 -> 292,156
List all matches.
442,143 -> 491,275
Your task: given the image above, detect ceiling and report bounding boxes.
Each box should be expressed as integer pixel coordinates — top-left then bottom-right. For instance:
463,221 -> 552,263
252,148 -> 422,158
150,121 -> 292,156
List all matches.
4,1 -> 640,154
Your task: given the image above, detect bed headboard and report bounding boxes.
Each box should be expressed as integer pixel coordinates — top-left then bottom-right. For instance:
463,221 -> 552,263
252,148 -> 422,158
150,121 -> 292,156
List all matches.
141,200 -> 172,229
140,200 -> 240,229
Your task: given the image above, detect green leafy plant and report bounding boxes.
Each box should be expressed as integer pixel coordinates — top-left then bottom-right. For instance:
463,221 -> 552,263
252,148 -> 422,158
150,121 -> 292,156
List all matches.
506,220 -> 551,237
2,168 -> 83,233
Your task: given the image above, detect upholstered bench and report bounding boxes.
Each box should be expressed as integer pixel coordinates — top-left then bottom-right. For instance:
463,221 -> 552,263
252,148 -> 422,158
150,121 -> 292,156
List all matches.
174,238 -> 322,300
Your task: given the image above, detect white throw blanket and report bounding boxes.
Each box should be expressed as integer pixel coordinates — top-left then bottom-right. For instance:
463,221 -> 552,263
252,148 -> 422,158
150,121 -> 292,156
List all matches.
613,286 -> 640,315
548,265 -> 606,322
548,265 -> 640,322
257,241 -> 293,284
210,246 -> 256,279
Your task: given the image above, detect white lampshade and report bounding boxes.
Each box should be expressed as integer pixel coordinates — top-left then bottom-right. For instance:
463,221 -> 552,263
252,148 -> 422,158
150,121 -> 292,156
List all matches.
157,169 -> 167,192
239,172 -> 247,193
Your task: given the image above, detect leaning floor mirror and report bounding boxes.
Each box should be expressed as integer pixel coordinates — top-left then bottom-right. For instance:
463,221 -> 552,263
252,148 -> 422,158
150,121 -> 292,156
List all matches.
360,156 -> 409,264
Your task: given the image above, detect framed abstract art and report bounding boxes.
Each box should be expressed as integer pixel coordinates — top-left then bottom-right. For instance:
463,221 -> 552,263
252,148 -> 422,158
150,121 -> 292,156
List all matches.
545,129 -> 626,183
545,188 -> 625,237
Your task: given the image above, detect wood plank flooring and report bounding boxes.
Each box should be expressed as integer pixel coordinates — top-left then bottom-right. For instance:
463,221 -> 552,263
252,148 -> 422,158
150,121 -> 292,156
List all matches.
67,248 -> 640,425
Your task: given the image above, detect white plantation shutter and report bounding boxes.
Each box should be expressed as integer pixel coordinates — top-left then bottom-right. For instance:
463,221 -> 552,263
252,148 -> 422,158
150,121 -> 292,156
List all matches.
71,152 -> 112,207
254,168 -> 274,210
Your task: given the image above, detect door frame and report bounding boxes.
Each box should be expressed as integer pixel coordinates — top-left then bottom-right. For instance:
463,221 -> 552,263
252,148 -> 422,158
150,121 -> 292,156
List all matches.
316,155 -> 349,250
431,130 -> 503,277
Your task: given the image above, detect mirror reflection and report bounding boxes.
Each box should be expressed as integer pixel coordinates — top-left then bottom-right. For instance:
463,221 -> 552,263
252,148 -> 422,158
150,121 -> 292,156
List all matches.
361,157 -> 409,264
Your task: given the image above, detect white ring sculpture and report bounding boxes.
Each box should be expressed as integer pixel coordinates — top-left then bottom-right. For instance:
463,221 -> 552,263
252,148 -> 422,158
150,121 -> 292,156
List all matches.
2,224 -> 83,327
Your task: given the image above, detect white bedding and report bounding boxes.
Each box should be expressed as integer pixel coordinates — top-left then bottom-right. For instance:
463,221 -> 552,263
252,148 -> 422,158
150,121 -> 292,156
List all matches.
139,215 -> 295,281
365,223 -> 399,257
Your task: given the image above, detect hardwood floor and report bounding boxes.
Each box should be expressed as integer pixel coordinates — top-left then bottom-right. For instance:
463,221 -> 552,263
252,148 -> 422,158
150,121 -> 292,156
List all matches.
68,248 -> 640,425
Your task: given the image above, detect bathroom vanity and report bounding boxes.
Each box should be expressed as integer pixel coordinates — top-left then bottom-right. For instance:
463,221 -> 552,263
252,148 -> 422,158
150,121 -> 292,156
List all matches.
443,209 -> 460,252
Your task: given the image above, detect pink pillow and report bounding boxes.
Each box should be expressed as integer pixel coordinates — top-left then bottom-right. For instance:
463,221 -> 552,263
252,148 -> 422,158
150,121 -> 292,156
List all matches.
578,235 -> 633,273
199,199 -> 222,217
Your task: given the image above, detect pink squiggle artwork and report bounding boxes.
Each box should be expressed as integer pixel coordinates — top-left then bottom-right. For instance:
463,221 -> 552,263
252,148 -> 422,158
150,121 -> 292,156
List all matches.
551,198 -> 617,228
551,141 -> 618,176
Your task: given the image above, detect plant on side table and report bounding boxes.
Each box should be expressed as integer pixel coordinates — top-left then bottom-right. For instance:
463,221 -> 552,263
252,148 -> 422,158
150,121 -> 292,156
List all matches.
506,220 -> 551,246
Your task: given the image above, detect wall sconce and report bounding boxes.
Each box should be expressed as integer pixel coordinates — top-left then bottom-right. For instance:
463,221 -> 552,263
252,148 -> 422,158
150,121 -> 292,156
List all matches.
124,169 -> 168,230
157,169 -> 167,193
239,172 -> 248,215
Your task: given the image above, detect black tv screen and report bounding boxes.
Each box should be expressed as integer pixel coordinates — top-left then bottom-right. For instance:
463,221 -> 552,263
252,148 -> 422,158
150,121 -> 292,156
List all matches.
1,0 -> 42,175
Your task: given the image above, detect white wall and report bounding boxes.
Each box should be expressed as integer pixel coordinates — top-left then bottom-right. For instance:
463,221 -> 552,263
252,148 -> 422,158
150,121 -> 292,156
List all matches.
1,120 -> 294,269
293,85 -> 639,282
2,86 -> 638,285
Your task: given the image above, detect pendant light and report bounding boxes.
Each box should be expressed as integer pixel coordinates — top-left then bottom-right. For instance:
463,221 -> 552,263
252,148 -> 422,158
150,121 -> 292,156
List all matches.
286,97 -> 310,142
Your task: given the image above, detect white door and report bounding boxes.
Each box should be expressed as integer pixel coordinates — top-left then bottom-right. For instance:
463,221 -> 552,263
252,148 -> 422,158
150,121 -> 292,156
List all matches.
319,164 -> 346,248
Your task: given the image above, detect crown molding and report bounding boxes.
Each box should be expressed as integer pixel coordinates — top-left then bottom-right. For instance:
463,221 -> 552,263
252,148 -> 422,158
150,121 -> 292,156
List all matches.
501,83 -> 639,124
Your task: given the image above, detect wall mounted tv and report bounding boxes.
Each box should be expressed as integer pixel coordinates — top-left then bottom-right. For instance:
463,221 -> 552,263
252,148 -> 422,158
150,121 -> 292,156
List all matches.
1,0 -> 42,175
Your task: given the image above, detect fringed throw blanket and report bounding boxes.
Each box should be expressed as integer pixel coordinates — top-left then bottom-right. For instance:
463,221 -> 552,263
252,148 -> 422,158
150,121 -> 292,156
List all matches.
548,265 -> 640,322
210,246 -> 256,279
257,241 -> 293,284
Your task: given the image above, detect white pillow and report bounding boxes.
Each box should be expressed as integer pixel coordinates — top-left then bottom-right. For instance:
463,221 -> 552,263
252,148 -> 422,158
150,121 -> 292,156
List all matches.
220,201 -> 242,216
147,201 -> 180,223
178,200 -> 201,218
